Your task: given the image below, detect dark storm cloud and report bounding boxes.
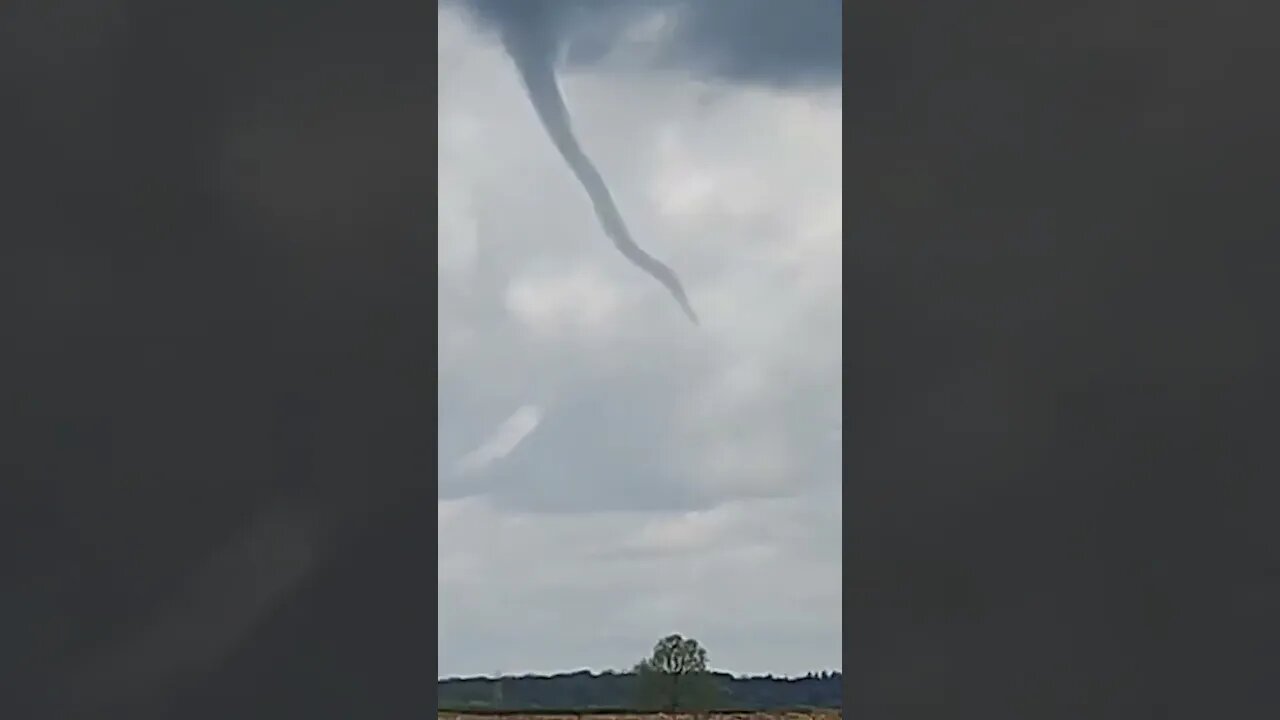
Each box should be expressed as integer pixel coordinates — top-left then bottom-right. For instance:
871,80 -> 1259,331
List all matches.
455,0 -> 842,86
850,2 -> 1276,717
646,0 -> 842,86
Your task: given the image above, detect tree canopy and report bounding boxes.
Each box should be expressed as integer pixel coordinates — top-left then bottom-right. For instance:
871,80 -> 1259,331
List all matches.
632,634 -> 721,711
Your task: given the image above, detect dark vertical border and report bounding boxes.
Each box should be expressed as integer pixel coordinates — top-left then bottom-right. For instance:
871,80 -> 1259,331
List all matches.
161,2 -> 441,717
3,0 -> 438,717
848,1 -> 1280,717
839,0 -> 853,714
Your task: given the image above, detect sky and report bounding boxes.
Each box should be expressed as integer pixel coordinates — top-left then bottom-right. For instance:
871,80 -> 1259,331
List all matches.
437,0 -> 842,678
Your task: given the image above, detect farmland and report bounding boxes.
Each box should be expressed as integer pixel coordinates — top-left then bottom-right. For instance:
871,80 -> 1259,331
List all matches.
440,713 -> 842,720
439,670 -> 841,711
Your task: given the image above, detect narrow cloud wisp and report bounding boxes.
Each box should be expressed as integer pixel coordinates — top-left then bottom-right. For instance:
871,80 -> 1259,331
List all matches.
483,1 -> 700,324
454,404 -> 544,477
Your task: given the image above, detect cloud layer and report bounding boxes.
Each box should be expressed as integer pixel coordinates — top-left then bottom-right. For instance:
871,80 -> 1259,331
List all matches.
438,2 -> 842,676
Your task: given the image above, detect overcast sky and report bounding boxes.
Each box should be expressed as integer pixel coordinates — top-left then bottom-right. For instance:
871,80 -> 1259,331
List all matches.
438,1 -> 841,678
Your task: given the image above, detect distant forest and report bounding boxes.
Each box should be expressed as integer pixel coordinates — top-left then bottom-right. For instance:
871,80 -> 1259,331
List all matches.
438,670 -> 843,710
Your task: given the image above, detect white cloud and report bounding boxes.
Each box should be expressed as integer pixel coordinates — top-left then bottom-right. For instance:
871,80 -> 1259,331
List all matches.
438,492 -> 841,676
504,266 -> 623,338
438,3 -> 841,677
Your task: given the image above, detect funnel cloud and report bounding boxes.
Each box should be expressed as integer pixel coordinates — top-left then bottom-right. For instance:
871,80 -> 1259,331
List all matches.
475,0 -> 700,324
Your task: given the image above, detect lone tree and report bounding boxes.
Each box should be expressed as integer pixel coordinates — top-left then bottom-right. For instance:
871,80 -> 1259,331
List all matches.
633,634 -> 723,711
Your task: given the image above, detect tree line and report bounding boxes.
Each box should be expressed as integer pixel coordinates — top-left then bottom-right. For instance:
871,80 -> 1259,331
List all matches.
439,635 -> 841,711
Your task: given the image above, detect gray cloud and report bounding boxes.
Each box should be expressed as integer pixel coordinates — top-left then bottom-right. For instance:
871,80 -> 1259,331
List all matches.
452,0 -> 842,86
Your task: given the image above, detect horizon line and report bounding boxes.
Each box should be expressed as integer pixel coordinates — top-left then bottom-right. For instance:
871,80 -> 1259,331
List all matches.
438,667 -> 844,682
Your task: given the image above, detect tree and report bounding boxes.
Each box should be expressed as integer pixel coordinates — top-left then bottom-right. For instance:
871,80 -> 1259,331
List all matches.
633,634 -> 723,711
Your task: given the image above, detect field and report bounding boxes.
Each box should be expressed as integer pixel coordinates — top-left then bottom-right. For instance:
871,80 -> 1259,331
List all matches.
440,707 -> 839,712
